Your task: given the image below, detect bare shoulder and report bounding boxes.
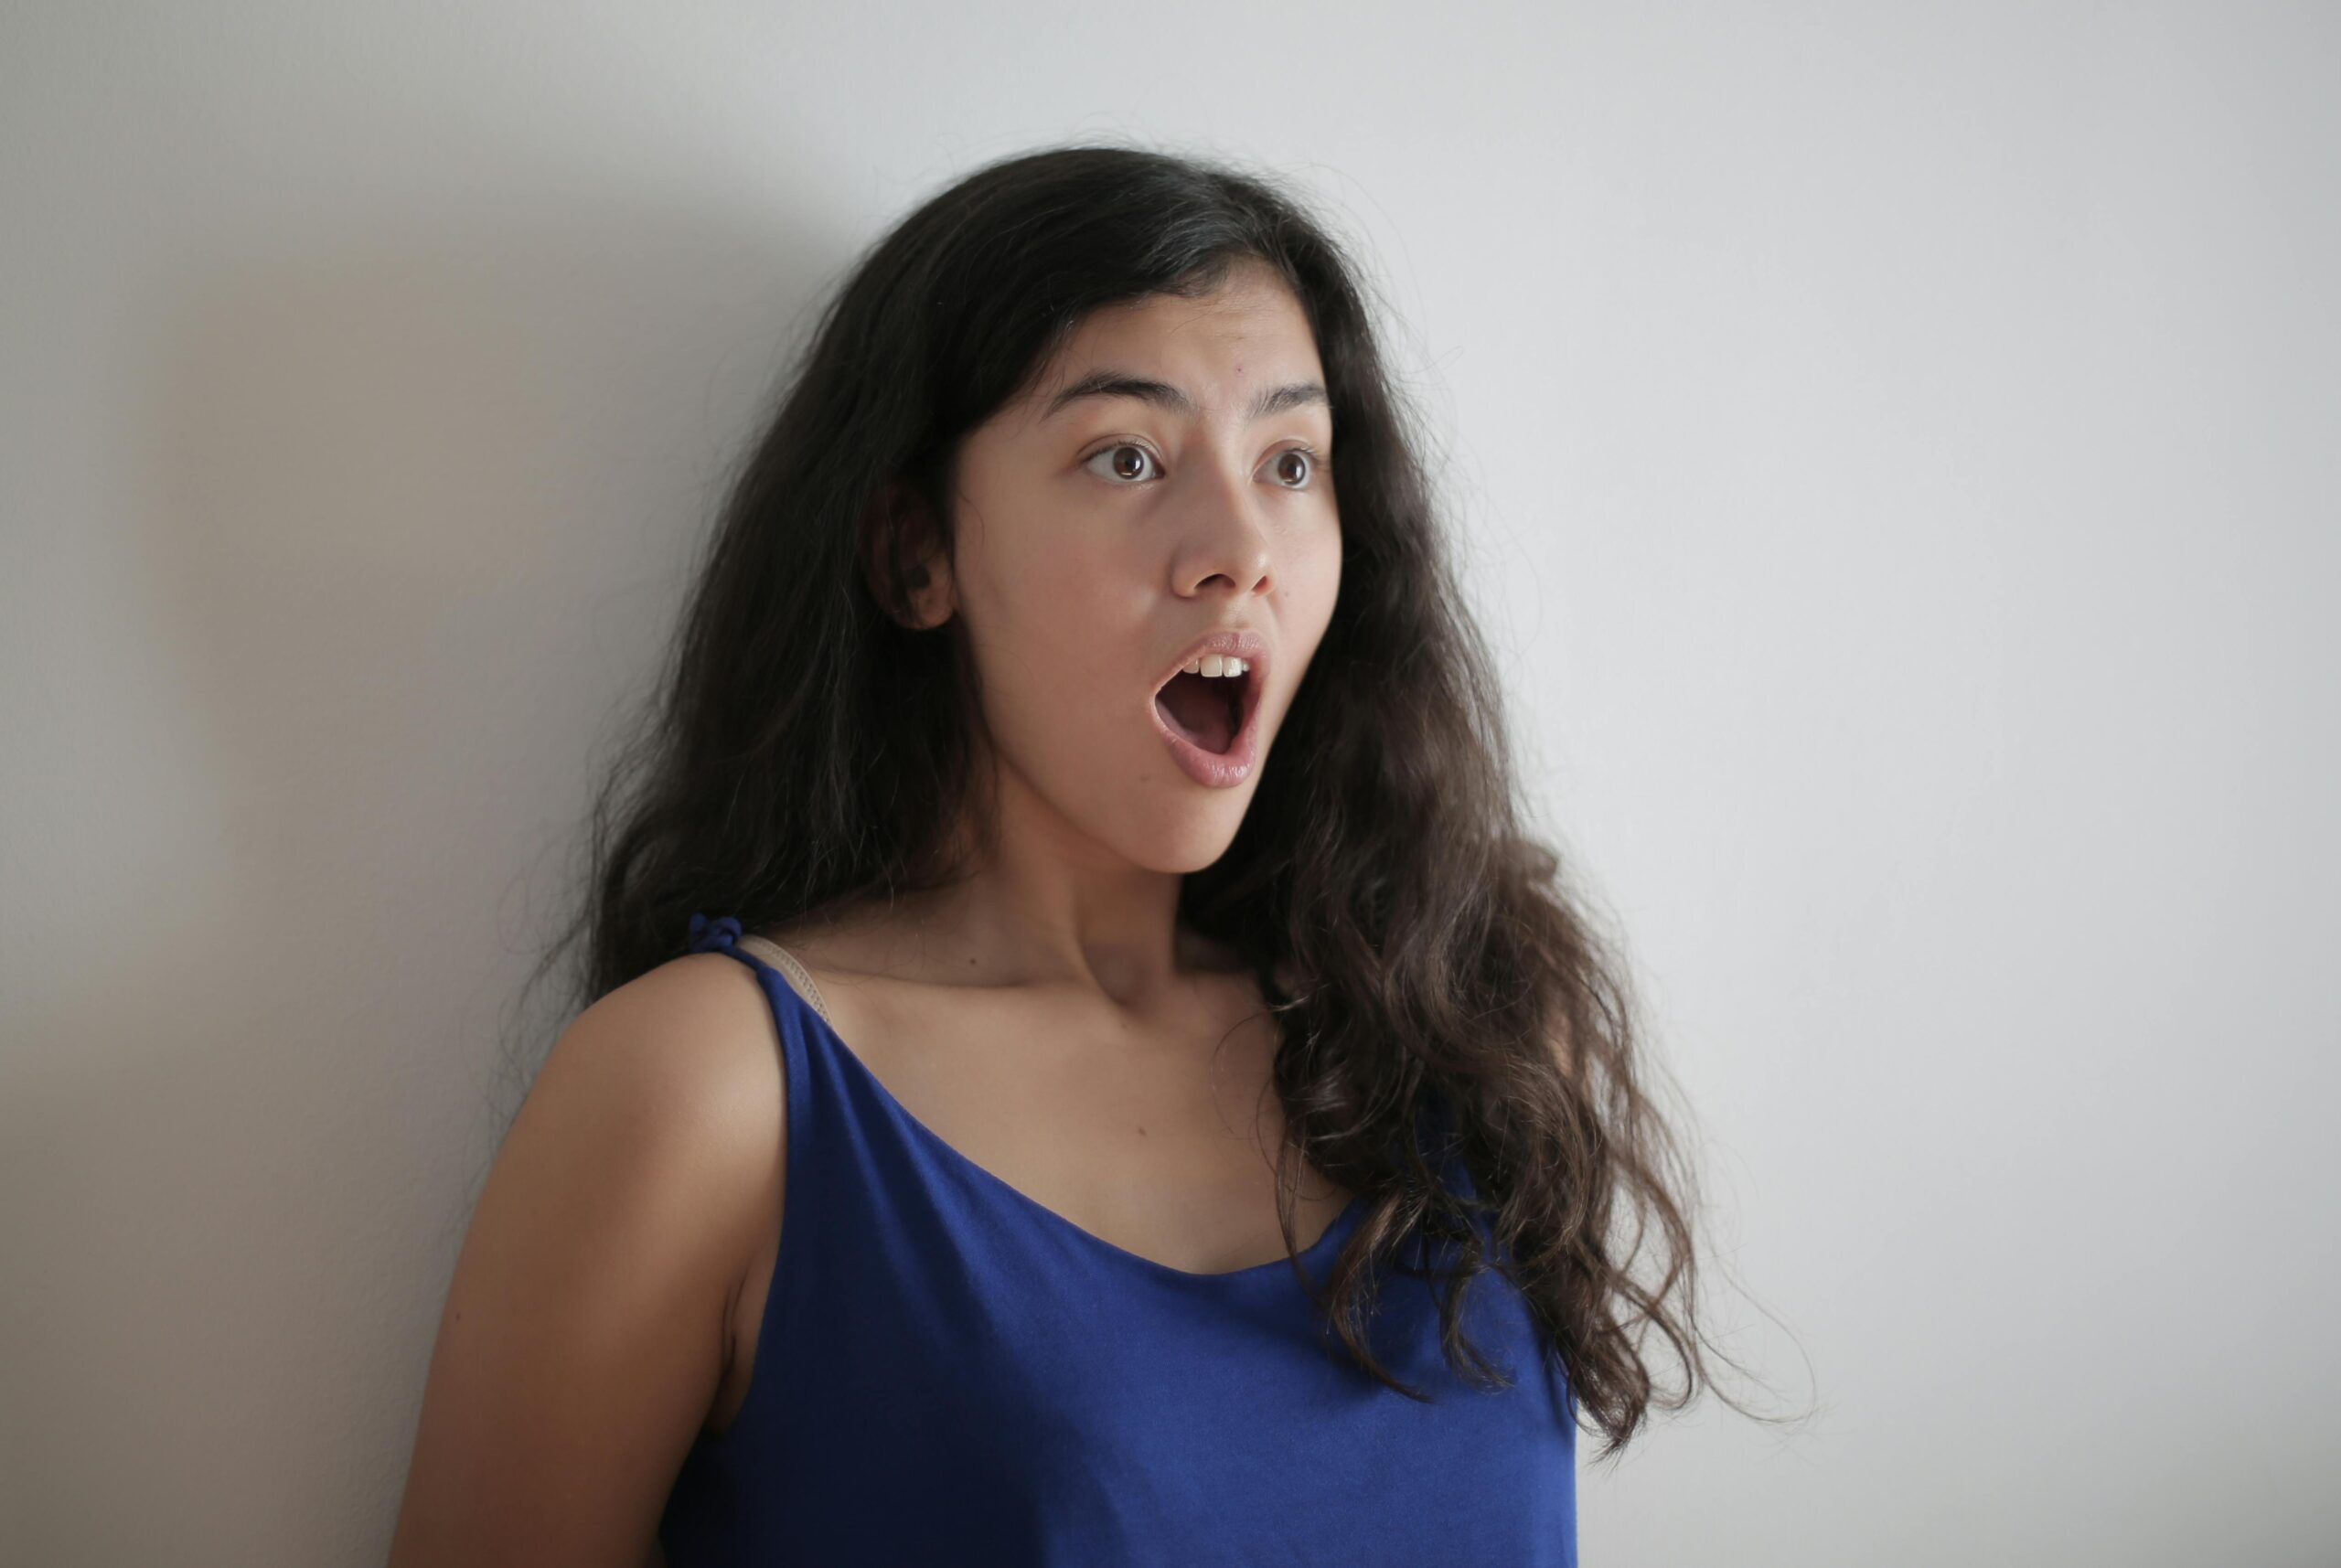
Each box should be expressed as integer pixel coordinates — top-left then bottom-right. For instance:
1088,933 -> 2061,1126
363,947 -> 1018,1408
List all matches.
514,950 -> 789,1236
387,950 -> 785,1568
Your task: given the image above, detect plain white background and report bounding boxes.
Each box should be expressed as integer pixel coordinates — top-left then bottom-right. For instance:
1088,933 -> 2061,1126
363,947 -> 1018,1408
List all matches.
3,3 -> 2334,1563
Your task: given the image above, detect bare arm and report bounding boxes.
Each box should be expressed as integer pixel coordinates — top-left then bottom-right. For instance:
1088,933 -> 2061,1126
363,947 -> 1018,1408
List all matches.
387,955 -> 782,1567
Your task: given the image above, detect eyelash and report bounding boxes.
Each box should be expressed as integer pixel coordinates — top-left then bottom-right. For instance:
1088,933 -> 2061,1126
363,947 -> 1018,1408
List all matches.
1082,441 -> 1326,491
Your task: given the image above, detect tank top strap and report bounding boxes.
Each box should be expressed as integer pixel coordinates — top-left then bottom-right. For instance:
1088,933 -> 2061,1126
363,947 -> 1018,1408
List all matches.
732,934 -> 833,1025
679,908 -> 989,1398
683,910 -> 746,955
684,911 -> 836,1021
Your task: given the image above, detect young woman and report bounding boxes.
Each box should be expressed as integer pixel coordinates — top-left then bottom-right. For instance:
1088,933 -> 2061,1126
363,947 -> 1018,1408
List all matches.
391,144 -> 1754,1567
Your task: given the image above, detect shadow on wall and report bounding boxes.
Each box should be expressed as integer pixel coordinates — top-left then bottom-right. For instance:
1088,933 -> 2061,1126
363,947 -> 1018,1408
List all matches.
2,187 -> 845,1562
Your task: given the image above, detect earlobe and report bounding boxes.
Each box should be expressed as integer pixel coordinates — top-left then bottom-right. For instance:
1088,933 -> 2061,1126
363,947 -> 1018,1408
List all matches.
903,548 -> 955,631
862,479 -> 956,631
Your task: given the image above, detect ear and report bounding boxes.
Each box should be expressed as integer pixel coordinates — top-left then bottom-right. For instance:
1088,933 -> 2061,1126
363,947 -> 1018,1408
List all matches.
863,478 -> 955,631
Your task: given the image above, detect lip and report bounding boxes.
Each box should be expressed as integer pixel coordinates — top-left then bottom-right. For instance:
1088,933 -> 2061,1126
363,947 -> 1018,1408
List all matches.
1147,627 -> 1269,789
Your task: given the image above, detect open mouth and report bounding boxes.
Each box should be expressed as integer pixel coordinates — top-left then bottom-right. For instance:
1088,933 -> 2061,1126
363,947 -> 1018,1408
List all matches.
1153,666 -> 1251,755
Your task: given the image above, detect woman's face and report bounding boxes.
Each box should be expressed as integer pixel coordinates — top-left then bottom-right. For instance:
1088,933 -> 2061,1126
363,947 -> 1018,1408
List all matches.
925,261 -> 1342,873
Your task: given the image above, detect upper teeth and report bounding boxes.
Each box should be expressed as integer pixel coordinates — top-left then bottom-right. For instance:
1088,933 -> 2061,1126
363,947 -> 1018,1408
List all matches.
1183,655 -> 1249,678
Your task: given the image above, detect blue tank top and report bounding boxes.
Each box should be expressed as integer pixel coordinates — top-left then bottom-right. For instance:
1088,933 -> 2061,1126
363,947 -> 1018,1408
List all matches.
657,912 -> 1578,1565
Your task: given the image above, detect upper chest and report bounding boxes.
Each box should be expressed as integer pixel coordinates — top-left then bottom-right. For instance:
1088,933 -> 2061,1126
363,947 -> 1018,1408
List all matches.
833,959 -> 1304,1213
707,935 -> 1354,1433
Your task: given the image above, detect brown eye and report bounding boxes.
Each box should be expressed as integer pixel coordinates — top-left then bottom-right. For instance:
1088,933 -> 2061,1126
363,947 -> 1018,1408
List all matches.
1085,443 -> 1160,484
1271,447 -> 1320,489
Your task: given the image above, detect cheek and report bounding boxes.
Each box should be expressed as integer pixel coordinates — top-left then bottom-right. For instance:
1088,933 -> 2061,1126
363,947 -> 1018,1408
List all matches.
967,498 -> 1103,609
1282,526 -> 1343,631
979,531 -> 1121,662
963,535 -> 1139,740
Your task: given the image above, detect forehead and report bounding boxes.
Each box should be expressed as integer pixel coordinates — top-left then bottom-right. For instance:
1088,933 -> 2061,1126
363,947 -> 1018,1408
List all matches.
1067,263 -> 1311,352
1023,265 -> 1324,417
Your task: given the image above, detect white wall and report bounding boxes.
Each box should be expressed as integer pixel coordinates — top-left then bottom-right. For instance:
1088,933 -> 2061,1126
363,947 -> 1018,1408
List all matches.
4,3 -> 2333,1563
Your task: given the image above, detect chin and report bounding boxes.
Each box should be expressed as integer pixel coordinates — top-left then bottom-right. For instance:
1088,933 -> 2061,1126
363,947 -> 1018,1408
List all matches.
1119,797 -> 1252,875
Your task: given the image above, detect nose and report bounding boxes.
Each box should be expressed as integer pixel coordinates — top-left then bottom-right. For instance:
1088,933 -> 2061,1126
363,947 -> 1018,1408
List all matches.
1171,455 -> 1276,598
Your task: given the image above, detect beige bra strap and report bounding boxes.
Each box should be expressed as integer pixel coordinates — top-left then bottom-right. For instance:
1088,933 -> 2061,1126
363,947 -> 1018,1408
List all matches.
734,933 -> 834,1025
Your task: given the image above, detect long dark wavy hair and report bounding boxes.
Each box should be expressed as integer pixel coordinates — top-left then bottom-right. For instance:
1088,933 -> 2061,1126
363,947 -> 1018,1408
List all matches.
508,139 -> 1800,1462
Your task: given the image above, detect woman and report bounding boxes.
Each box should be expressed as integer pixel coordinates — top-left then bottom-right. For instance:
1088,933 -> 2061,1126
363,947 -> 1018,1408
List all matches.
391,143 -> 1755,1567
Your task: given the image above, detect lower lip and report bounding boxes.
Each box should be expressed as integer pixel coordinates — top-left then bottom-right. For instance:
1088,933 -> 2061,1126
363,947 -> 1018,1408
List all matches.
1149,684 -> 1262,788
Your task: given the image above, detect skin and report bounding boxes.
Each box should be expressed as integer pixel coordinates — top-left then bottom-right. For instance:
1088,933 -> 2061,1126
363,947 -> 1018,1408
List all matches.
891,253 -> 1343,1009
737,254 -> 1351,1285
387,260 -> 1343,1568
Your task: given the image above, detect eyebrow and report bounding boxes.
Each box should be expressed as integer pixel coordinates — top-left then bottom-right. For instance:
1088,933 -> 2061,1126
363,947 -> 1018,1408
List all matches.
1041,368 -> 1329,424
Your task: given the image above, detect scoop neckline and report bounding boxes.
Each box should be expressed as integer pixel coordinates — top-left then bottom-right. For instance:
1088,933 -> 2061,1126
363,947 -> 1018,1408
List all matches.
746,949 -> 1367,1285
